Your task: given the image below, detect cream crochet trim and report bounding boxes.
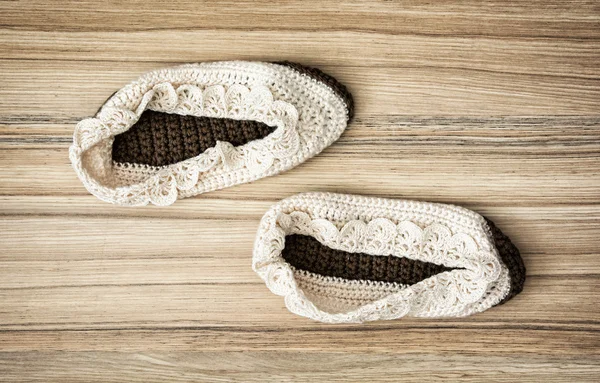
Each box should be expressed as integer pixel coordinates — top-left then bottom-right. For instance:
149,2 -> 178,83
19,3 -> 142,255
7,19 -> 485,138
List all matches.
293,268 -> 408,314
253,192 -> 511,323
69,62 -> 350,206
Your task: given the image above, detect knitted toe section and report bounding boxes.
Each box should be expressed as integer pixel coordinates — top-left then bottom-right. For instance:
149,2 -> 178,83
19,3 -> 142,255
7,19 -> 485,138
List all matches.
112,110 -> 276,167
484,218 -> 526,304
273,61 -> 354,122
281,234 -> 454,286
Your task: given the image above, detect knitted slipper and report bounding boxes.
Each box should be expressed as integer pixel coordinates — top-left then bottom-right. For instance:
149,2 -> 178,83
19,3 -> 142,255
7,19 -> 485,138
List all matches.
253,193 -> 525,323
69,62 -> 353,206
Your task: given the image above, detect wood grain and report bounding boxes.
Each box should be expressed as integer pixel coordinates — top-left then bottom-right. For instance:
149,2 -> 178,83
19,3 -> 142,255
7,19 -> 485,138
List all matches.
1,1 -> 599,381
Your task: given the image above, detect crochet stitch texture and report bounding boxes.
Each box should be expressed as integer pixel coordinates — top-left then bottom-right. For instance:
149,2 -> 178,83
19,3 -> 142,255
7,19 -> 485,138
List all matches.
253,192 -> 526,323
112,111 -> 276,167
70,61 -> 353,206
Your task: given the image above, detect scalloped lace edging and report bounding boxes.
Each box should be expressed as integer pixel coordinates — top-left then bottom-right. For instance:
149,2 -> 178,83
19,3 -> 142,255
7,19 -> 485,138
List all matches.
253,209 -> 510,323
70,81 -> 300,206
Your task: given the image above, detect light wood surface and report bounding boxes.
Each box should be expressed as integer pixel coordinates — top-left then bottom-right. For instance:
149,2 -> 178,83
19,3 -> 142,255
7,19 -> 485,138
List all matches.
1,1 -> 599,381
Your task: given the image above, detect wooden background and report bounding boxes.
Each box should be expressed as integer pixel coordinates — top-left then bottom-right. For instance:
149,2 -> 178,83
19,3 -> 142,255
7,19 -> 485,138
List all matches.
1,1 -> 599,381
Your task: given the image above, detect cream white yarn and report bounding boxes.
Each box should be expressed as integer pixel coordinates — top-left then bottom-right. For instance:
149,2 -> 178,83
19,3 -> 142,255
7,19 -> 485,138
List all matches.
69,62 -> 350,206
253,192 -> 512,323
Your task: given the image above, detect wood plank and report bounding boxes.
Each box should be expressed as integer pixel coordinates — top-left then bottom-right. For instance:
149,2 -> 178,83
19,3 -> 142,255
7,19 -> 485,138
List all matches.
0,217 -> 257,260
0,323 -> 598,354
0,352 -> 599,382
1,0 -> 598,39
2,30 -> 598,79
0,273 -> 597,328
1,201 -> 599,274
1,61 -> 598,118
1,144 -> 598,204
3,117 -> 600,152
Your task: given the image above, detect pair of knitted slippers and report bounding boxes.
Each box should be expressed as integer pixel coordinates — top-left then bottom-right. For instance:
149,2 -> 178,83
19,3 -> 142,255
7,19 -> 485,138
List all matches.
70,61 -> 525,323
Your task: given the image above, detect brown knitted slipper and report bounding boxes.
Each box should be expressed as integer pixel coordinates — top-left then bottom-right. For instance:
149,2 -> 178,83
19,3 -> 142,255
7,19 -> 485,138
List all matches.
253,192 -> 526,323
70,62 -> 353,206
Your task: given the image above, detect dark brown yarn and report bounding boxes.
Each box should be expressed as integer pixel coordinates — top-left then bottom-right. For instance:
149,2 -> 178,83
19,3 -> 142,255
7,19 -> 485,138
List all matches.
274,61 -> 355,121
110,61 -> 351,167
281,234 -> 454,286
484,218 -> 526,304
112,110 -> 276,167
